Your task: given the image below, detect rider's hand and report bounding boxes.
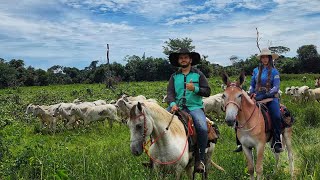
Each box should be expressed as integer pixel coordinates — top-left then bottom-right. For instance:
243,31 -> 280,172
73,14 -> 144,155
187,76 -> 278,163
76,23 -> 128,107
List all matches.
186,79 -> 195,91
254,94 -> 266,101
171,105 -> 179,112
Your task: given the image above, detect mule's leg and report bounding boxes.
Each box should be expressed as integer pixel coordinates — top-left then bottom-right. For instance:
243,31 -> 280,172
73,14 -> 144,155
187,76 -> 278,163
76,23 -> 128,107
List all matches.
283,128 -> 294,177
256,143 -> 265,180
243,147 -> 255,180
273,151 -> 280,174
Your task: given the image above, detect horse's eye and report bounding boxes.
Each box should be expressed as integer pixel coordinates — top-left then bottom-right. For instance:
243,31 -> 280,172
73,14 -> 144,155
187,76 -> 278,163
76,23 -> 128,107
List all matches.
238,94 -> 243,98
222,94 -> 226,99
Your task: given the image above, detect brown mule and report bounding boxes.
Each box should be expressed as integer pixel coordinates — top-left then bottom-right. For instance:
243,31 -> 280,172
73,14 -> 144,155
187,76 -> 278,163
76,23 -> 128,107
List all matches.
221,72 -> 294,180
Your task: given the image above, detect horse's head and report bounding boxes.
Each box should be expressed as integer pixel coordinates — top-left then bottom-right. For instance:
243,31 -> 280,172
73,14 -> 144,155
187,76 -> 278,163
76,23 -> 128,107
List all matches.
127,101 -> 153,156
221,72 -> 245,126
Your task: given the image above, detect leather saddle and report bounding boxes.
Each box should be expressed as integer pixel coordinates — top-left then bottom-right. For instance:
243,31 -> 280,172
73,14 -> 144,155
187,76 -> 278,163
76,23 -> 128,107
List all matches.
174,110 -> 220,152
256,99 -> 294,134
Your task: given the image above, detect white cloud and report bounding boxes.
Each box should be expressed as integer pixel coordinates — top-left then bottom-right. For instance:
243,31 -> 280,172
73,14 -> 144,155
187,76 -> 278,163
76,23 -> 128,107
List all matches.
61,0 -> 185,20
165,13 -> 219,25
0,0 -> 319,69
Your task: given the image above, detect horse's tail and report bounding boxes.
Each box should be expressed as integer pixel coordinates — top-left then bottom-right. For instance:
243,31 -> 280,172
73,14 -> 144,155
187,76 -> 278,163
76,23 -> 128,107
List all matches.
210,160 -> 225,172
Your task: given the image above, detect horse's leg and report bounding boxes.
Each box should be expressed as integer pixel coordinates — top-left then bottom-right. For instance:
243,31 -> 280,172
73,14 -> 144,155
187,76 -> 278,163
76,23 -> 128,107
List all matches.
243,146 -> 255,180
185,161 -> 194,180
175,169 -> 183,180
283,127 -> 294,177
256,143 -> 265,180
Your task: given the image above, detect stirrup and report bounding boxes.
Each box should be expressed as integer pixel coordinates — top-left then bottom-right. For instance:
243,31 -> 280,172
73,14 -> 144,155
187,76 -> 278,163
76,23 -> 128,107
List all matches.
195,161 -> 206,173
272,141 -> 283,153
233,145 -> 242,152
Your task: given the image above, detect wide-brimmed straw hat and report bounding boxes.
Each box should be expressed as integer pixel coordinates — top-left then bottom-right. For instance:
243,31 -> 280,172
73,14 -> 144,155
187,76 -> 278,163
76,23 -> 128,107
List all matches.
257,48 -> 279,60
169,48 -> 201,67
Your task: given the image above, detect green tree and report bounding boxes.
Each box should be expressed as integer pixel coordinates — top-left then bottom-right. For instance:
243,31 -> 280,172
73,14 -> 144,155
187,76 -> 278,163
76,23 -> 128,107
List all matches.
24,66 -> 36,86
162,37 -> 195,55
269,46 -> 290,55
196,55 -> 213,78
297,45 -> 320,73
0,60 -> 16,88
63,67 -> 80,83
35,69 -> 49,86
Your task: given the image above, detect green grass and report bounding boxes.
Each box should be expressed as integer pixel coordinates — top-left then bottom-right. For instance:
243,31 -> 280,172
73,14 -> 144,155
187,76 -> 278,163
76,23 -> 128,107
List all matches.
0,76 -> 319,179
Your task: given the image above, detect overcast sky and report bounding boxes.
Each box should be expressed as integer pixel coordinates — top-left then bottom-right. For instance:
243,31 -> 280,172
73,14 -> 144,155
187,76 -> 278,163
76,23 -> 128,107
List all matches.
0,0 -> 319,70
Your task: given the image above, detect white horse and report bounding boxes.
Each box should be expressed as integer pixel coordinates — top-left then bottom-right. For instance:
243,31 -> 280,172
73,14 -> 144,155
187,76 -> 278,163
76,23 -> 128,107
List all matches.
125,100 -> 217,179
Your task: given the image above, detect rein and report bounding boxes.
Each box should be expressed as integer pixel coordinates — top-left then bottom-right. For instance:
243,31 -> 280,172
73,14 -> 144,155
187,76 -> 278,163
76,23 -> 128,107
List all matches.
225,82 -> 260,131
236,104 -> 257,129
131,110 -> 190,165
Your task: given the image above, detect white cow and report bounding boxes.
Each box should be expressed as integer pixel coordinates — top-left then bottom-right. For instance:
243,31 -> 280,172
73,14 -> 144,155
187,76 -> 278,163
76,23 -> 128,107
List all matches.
25,104 -> 36,114
121,94 -> 147,102
33,105 -> 57,131
297,86 -> 310,101
202,93 -> 224,116
307,88 -> 320,102
70,103 -> 119,128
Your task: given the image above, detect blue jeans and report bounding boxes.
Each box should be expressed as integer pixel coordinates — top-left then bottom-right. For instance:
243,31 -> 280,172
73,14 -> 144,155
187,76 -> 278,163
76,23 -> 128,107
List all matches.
266,98 -> 281,144
166,107 -> 208,161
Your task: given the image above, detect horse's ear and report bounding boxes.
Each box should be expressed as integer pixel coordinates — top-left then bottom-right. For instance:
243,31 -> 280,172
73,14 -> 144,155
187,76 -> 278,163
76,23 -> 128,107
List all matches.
238,71 -> 245,86
137,102 -> 142,112
221,72 -> 230,85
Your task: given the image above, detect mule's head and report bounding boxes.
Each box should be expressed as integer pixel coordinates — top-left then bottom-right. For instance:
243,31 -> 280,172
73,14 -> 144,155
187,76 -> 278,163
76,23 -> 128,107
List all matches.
221,72 -> 245,127
127,102 -> 153,156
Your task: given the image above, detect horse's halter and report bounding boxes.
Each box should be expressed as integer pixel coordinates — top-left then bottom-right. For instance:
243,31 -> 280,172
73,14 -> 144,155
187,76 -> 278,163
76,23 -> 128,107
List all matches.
224,82 -> 258,130
130,110 -> 148,144
224,82 -> 243,112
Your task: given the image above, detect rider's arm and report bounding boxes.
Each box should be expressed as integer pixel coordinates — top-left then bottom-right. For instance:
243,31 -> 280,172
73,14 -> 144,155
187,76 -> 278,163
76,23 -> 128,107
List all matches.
167,74 -> 176,107
269,69 -> 280,95
249,68 -> 258,94
195,71 -> 211,97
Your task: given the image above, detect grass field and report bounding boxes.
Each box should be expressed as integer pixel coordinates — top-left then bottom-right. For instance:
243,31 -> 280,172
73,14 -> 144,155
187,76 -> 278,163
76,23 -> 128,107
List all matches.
0,75 -> 319,179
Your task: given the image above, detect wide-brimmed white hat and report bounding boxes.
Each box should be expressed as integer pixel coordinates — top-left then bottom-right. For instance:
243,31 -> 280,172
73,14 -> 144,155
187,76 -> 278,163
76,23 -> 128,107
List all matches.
257,48 -> 279,60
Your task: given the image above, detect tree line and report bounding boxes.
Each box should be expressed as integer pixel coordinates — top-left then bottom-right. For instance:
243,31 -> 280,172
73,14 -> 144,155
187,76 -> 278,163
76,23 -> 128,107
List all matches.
0,38 -> 319,89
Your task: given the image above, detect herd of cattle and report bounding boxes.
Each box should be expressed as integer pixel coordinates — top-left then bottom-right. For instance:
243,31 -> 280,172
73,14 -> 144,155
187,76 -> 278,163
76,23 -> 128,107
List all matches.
25,81 -> 320,132
285,85 -> 320,102
24,93 -> 224,132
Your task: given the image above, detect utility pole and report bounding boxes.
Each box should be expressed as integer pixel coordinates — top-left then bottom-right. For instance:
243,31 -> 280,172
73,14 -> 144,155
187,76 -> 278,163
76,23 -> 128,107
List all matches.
105,44 -> 113,89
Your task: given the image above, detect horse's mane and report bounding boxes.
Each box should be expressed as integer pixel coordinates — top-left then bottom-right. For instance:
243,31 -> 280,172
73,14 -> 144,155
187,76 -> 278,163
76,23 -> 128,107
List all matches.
132,102 -> 185,137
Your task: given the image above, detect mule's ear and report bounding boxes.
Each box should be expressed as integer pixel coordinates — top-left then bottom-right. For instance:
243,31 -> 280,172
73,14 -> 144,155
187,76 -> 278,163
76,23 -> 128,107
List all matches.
221,72 -> 230,85
137,102 -> 142,112
238,71 -> 245,86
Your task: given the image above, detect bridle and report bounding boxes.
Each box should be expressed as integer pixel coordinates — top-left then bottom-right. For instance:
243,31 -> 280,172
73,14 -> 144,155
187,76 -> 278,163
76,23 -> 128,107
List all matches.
129,105 -> 189,165
130,112 -> 148,143
224,82 -> 243,111
224,82 -> 258,130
